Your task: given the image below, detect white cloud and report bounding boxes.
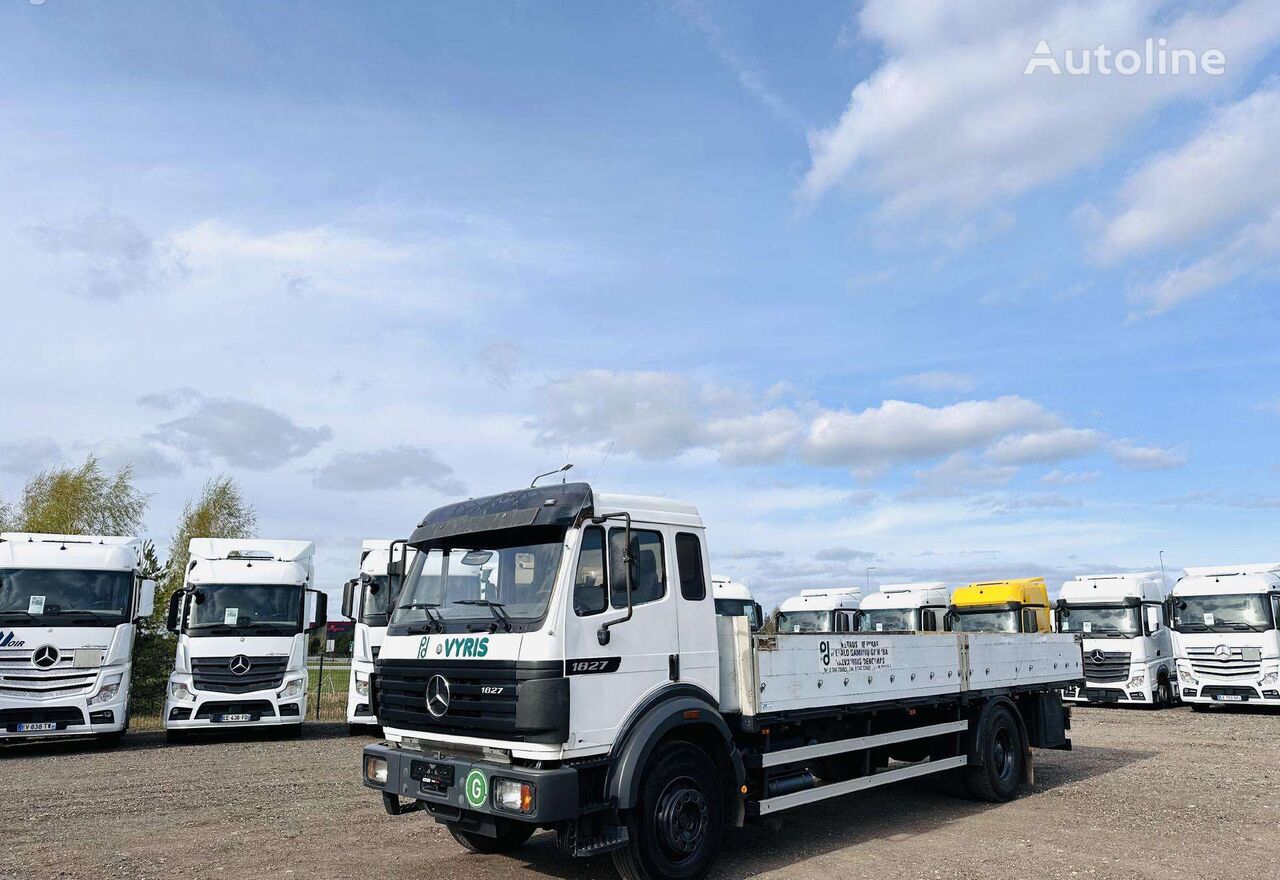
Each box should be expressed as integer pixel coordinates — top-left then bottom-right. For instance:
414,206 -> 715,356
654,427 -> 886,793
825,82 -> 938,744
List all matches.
804,397 -> 1057,468
890,370 -> 975,394
800,0 -> 1280,226
313,445 -> 463,494
92,437 -> 182,479
1110,439 -> 1187,470
1040,469 -> 1101,485
985,427 -> 1103,465
0,438 -> 63,475
25,211 -> 188,300
904,453 -> 1019,499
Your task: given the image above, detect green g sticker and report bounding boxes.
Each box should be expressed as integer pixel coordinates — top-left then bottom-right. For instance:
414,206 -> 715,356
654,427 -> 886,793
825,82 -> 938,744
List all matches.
464,769 -> 487,808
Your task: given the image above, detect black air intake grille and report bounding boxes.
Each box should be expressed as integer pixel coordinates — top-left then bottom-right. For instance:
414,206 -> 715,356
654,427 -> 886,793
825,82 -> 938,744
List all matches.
192,656 -> 289,694
1083,650 -> 1131,683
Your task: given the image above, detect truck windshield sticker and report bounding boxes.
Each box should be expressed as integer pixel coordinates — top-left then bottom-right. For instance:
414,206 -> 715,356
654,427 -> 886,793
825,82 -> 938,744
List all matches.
27,595 -> 45,615
1083,621 -> 1092,633
464,770 -> 487,808
1202,612 -> 1215,626
224,607 -> 240,626
819,637 -> 894,674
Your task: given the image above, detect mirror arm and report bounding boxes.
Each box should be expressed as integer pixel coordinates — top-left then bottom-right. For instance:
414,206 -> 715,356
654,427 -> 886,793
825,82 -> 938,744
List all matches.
593,512 -> 633,646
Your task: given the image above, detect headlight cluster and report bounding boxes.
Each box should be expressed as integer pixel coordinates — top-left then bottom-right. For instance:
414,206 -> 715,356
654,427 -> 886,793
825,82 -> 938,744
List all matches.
493,778 -> 536,814
279,678 -> 306,699
1259,670 -> 1279,686
355,672 -> 370,698
89,673 -> 124,706
1127,673 -> 1146,689
169,680 -> 195,702
364,755 -> 388,785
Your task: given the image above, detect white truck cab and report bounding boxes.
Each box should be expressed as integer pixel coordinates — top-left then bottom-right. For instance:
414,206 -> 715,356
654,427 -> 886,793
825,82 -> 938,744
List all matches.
360,484 -> 1080,880
342,539 -> 414,731
1171,563 -> 1280,709
775,587 -> 862,634
855,582 -> 948,633
1056,572 -> 1175,707
162,538 -> 326,740
711,576 -> 762,631
0,533 -> 154,745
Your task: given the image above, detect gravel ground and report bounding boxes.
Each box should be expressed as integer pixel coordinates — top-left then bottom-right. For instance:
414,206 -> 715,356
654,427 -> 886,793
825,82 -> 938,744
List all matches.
2,705 -> 1277,880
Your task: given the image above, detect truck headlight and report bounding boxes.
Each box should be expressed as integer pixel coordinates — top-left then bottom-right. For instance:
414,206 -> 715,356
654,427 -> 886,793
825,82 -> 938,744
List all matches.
355,672 -> 370,698
1259,671 -> 1279,686
89,673 -> 124,705
364,755 -> 388,785
493,778 -> 536,814
1127,673 -> 1145,688
279,678 -> 306,699
169,680 -> 195,702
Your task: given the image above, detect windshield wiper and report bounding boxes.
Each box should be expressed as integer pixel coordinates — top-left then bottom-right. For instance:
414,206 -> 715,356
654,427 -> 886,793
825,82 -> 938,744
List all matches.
46,608 -> 114,625
454,599 -> 513,633
1227,622 -> 1265,632
246,623 -> 295,635
0,609 -> 41,623
398,602 -> 444,632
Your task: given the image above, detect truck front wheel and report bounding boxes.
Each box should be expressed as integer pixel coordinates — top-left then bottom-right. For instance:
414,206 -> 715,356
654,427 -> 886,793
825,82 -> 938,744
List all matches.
448,818 -> 535,854
613,741 -> 724,880
962,704 -> 1025,803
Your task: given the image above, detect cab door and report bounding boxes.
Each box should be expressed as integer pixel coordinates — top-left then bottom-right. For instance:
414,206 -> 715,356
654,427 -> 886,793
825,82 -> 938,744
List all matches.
562,522 -> 680,750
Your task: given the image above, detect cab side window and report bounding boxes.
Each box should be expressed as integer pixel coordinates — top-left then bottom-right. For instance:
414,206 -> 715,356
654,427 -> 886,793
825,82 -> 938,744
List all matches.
573,526 -> 608,617
610,528 -> 666,608
921,609 -> 937,631
675,533 -> 706,601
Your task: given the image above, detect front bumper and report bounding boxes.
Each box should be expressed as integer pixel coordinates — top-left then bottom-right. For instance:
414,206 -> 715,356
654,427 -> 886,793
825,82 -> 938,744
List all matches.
347,663 -> 377,725
0,691 -> 128,740
362,742 -> 581,826
1063,680 -> 1154,705
1179,683 -> 1280,705
164,680 -> 306,730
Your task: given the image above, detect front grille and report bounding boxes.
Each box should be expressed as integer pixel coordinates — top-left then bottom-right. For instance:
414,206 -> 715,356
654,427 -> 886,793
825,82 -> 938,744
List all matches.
1,706 -> 85,731
0,651 -> 98,698
194,699 -> 277,720
1186,646 -> 1262,679
1083,650 -> 1131,683
376,659 -> 562,742
192,656 -> 289,694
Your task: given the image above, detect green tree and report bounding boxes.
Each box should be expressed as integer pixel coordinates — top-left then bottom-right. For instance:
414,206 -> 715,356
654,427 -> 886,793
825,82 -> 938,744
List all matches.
156,475 -> 257,612
2,455 -> 149,536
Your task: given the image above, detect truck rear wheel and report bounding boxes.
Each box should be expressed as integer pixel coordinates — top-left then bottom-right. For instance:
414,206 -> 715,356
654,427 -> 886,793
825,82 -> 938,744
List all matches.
962,705 -> 1024,803
448,819 -> 535,854
612,741 -> 724,880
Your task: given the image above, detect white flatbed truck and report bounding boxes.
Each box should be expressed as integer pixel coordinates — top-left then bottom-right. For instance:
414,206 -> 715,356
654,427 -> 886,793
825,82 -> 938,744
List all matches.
360,484 -> 1082,880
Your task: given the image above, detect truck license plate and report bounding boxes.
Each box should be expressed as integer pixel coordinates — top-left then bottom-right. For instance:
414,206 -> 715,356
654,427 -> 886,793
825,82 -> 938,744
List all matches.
1214,694 -> 1243,702
218,713 -> 252,722
17,722 -> 56,732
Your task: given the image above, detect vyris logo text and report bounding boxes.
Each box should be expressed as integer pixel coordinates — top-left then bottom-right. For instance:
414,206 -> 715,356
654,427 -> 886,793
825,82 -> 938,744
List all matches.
0,631 -> 26,649
417,635 -> 491,659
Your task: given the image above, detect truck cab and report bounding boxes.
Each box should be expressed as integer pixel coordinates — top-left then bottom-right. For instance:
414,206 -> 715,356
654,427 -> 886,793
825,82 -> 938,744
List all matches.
1170,563 -> 1280,708
949,578 -> 1051,633
0,533 -> 154,744
163,538 -> 326,740
1056,572 -> 1175,706
342,539 -> 414,731
711,576 -> 762,631
775,587 -> 862,634
855,582 -> 948,633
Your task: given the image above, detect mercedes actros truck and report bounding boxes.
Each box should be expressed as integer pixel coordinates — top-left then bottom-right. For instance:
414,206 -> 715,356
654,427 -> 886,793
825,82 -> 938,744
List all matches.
949,578 -> 1052,633
710,576 -> 762,631
775,586 -> 862,633
359,484 -> 1082,880
342,539 -> 413,732
856,582 -> 949,633
0,532 -> 154,745
1056,572 -> 1175,707
1171,562 -> 1280,709
163,538 -> 326,740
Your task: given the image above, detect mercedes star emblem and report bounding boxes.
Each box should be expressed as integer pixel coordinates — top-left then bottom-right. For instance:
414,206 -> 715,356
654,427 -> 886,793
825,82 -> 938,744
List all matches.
426,674 -> 451,718
229,654 -> 253,676
1214,644 -> 1231,658
1089,649 -> 1106,664
31,645 -> 59,669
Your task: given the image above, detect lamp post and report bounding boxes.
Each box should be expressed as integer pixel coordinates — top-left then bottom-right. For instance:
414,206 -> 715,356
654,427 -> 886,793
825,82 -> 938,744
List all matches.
866,566 -> 878,592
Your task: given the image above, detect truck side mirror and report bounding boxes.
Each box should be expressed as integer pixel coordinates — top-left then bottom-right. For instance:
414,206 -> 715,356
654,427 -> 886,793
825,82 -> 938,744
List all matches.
166,591 -> 185,633
751,602 -> 764,632
341,578 -> 357,620
135,578 -> 157,622
308,589 -> 328,633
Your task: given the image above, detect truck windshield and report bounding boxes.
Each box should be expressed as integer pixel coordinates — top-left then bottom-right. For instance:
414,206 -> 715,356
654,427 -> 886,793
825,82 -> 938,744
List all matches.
0,568 -> 133,627
776,610 -> 834,633
360,575 -> 398,628
858,608 -> 916,633
951,609 -> 1019,633
1057,605 -> 1140,637
392,538 -> 563,631
1173,594 -> 1274,633
714,598 -> 761,630
187,583 -> 304,636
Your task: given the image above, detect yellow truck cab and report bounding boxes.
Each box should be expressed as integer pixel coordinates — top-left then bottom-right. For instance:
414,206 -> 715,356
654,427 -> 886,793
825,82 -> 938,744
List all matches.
949,578 -> 1051,633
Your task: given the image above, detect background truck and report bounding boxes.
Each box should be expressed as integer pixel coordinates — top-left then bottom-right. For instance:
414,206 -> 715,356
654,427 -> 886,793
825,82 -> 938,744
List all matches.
1056,572 -> 1176,707
949,578 -> 1052,633
710,576 -> 762,631
1171,562 -> 1280,709
163,538 -> 326,740
775,586 -> 862,633
359,483 -> 1082,880
856,582 -> 949,633
0,532 -> 154,745
342,539 -> 413,732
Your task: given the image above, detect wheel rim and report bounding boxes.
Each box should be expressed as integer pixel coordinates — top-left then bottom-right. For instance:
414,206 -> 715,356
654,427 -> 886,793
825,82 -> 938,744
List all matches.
992,727 -> 1014,782
654,775 -> 709,861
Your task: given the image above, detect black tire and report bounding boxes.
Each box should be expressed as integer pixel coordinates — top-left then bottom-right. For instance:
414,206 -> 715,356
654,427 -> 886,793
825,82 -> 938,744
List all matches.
612,741 -> 724,880
1154,676 -> 1173,709
1191,703 -> 1209,713
281,724 -> 304,740
962,704 -> 1025,803
448,819 -> 536,854
95,730 -> 124,747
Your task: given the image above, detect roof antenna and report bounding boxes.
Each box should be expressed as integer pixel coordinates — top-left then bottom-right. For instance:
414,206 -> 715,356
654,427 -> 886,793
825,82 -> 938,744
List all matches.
532,464 -> 573,488
1158,550 -> 1167,592
593,441 -> 615,484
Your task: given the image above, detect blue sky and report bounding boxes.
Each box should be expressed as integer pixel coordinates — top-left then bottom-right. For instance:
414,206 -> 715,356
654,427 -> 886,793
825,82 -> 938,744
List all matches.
2,1 -> 1278,607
